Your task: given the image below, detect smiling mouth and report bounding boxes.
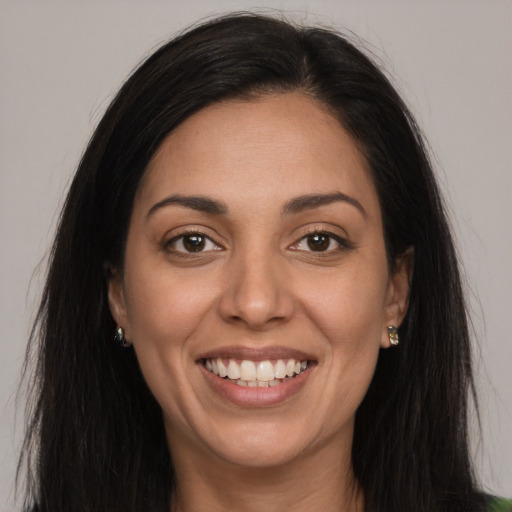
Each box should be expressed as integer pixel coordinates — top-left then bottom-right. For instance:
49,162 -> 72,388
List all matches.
202,358 -> 309,387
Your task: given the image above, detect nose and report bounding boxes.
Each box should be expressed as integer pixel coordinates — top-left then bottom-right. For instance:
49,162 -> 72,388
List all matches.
217,250 -> 295,330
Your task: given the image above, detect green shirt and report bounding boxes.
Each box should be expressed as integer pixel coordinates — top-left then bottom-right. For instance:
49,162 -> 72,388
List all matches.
487,497 -> 512,511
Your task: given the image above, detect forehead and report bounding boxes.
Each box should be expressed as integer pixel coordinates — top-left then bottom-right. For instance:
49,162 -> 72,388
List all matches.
137,92 -> 378,217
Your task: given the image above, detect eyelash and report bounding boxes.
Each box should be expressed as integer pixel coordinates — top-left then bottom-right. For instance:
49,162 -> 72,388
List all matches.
290,229 -> 354,254
164,230 -> 222,256
164,229 -> 352,256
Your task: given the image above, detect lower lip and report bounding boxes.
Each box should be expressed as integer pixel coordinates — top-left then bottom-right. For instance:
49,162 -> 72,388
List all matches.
198,363 -> 313,407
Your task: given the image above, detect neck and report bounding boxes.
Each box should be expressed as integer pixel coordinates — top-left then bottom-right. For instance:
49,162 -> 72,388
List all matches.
169,434 -> 364,512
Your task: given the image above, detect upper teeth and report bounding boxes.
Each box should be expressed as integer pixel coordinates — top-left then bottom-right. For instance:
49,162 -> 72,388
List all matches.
205,358 -> 308,381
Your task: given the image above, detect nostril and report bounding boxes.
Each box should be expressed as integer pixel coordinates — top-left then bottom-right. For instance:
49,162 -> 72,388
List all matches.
217,265 -> 295,328
227,311 -> 289,329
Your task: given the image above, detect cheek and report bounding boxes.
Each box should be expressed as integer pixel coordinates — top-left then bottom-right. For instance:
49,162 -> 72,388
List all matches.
122,260 -> 218,400
299,260 -> 389,346
124,259 -> 217,344
122,265 -> 220,422
296,258 -> 388,411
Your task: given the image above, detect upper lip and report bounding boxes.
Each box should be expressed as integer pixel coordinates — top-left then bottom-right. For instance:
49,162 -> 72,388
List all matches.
196,345 -> 316,362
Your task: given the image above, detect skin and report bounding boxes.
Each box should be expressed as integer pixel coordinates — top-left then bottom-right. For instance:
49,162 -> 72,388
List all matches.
109,92 -> 412,512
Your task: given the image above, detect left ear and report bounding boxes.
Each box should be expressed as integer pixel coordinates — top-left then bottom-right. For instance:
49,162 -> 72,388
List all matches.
381,246 -> 414,348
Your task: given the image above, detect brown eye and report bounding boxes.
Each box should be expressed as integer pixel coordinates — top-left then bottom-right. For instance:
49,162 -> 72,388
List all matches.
182,235 -> 206,252
167,232 -> 221,254
290,231 -> 351,254
307,233 -> 330,251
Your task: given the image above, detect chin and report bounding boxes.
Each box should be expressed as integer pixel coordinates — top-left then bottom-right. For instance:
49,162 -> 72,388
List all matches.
210,434 -> 307,469
166,411 -> 310,470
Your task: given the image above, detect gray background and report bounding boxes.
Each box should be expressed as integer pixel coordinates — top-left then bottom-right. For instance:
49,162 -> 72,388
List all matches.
1,0 -> 510,508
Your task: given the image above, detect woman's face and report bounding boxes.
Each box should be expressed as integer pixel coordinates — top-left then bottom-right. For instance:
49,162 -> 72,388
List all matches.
109,92 -> 410,471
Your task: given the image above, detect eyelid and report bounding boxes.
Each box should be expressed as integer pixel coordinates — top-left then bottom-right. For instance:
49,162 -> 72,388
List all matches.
289,227 -> 354,253
164,228 -> 224,255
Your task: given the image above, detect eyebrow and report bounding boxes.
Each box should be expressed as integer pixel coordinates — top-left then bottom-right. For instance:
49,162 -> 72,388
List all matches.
147,194 -> 228,218
146,191 -> 365,219
282,192 -> 366,217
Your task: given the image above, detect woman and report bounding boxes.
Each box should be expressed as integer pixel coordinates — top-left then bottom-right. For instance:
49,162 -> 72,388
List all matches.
18,13 -> 510,512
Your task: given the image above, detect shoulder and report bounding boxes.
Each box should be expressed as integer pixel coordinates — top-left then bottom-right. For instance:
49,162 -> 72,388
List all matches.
485,496 -> 512,512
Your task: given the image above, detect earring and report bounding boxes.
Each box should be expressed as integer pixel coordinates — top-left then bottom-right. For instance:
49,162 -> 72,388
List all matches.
387,325 -> 399,346
114,326 -> 131,348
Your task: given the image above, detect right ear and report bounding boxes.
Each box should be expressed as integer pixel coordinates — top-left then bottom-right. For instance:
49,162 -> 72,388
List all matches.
107,267 -> 131,342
